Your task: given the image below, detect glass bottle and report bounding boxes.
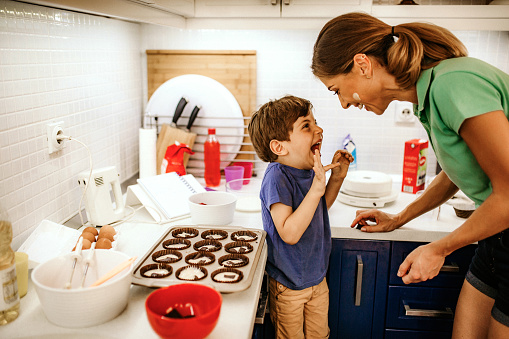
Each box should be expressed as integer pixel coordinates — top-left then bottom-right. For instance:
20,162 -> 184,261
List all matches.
0,204 -> 19,325
204,128 -> 221,187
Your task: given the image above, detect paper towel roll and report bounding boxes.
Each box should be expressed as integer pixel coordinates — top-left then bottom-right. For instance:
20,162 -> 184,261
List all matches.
139,128 -> 157,178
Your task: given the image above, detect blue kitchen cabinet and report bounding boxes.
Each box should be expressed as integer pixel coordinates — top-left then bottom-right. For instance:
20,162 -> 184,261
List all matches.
385,241 -> 477,338
328,239 -> 476,339
328,239 -> 390,339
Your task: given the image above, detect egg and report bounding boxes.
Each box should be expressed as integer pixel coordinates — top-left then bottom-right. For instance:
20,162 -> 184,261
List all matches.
73,238 -> 92,251
99,225 -> 116,236
81,231 -> 96,243
96,238 -> 112,249
72,237 -> 92,251
83,226 -> 98,236
98,232 -> 115,242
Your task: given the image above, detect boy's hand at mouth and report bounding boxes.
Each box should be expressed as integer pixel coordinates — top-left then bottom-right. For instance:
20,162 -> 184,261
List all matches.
310,149 -> 341,196
330,150 -> 354,179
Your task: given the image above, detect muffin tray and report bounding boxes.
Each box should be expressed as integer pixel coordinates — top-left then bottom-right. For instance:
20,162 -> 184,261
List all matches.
131,225 -> 266,293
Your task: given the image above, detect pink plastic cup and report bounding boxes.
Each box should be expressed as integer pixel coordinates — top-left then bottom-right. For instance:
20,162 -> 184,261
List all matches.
232,162 -> 253,185
224,166 -> 244,190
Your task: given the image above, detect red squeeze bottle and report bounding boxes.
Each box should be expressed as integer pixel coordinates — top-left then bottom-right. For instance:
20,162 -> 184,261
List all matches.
204,128 -> 221,187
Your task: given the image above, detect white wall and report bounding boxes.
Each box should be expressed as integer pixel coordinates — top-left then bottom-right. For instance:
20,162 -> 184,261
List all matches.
140,25 -> 509,176
0,1 -> 143,248
1,0 -> 508,248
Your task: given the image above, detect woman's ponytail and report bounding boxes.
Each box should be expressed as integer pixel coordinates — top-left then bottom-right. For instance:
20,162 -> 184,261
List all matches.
312,13 -> 468,89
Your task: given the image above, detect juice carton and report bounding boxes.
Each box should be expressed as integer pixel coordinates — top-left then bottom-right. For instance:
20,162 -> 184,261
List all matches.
402,139 -> 428,194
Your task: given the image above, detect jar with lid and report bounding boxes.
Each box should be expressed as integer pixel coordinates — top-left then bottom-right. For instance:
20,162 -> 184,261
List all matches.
0,203 -> 19,325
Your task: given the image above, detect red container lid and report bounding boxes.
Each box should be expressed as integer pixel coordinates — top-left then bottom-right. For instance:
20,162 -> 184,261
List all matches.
208,128 -> 216,134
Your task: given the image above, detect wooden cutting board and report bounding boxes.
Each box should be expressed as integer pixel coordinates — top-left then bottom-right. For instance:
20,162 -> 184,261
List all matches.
147,50 -> 257,169
156,123 -> 196,174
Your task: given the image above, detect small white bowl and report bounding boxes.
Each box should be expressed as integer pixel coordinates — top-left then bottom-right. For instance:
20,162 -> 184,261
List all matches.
31,249 -> 133,328
188,191 -> 237,225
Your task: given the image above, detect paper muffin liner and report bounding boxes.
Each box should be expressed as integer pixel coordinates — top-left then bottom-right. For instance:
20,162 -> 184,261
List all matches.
171,227 -> 199,239
225,241 -> 253,254
211,267 -> 244,284
152,249 -> 182,264
231,230 -> 258,242
218,254 -> 249,268
193,239 -> 222,252
176,265 -> 208,281
185,251 -> 216,266
201,229 -> 228,241
140,263 -> 172,278
163,238 -> 191,250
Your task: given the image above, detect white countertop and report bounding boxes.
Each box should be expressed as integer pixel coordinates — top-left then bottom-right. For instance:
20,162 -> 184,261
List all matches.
224,175 -> 466,243
2,208 -> 268,339
2,176 -> 468,338
328,190 -> 465,243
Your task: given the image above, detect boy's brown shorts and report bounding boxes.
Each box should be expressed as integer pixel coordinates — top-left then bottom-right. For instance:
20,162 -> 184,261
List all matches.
269,277 -> 330,339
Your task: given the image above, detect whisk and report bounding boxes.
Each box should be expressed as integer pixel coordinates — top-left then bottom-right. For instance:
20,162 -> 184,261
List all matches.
65,236 -> 83,289
80,242 -> 96,288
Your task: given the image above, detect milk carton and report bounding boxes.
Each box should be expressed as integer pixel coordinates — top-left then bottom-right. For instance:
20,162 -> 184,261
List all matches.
402,139 -> 428,194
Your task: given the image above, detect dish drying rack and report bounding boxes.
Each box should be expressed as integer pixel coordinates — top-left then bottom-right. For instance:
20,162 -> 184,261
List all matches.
144,113 -> 263,179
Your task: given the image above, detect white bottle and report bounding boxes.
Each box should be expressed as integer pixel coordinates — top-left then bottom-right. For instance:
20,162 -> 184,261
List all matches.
0,204 -> 19,325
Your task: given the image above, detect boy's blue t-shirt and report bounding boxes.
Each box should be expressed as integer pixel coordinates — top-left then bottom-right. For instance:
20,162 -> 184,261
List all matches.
260,162 -> 331,290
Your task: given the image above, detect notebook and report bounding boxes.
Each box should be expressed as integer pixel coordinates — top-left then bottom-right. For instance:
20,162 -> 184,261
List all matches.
136,172 -> 205,220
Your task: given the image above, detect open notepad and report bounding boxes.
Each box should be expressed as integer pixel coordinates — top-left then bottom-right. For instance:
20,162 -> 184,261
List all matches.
135,172 -> 205,220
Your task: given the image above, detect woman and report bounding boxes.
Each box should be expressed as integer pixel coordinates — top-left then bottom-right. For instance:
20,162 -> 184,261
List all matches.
312,12 -> 509,338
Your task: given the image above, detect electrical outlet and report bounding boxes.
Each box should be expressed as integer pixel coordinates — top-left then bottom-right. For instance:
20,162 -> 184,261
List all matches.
46,121 -> 65,154
394,101 -> 415,124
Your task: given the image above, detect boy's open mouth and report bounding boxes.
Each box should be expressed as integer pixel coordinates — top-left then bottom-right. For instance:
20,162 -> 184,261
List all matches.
311,141 -> 321,153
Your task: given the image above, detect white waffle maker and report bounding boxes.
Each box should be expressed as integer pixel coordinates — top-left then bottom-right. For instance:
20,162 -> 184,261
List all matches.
337,170 -> 398,208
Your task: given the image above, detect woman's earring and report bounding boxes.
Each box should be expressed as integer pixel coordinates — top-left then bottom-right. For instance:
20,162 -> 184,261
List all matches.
366,75 -> 371,79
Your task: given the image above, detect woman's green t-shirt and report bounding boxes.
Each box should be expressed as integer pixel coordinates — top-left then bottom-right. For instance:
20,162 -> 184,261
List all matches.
415,57 -> 509,207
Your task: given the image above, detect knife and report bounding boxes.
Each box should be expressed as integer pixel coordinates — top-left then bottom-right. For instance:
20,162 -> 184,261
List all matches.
186,105 -> 201,132
171,97 -> 188,127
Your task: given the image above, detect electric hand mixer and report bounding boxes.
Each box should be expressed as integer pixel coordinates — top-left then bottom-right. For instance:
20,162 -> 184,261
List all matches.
78,166 -> 126,226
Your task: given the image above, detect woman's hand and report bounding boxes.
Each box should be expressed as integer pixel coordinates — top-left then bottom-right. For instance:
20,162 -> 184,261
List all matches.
397,242 -> 446,284
350,209 -> 401,232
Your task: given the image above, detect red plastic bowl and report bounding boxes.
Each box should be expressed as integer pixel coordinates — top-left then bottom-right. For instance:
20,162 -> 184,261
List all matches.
145,283 -> 222,339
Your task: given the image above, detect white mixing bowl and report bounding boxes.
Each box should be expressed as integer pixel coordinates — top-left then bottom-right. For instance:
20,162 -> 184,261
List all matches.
188,191 -> 237,225
31,249 -> 133,328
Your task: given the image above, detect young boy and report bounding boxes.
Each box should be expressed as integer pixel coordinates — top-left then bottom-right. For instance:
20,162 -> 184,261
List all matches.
248,95 -> 353,338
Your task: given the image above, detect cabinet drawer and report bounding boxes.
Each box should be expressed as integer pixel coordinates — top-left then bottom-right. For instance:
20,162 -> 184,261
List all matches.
386,285 -> 460,332
390,241 -> 476,288
385,328 -> 452,339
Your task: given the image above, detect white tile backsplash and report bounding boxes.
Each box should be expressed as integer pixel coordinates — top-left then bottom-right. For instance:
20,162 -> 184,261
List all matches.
0,1 -> 143,248
1,0 -> 508,249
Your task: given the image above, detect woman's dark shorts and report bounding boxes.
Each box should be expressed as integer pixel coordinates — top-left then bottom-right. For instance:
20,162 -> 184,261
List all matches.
466,230 -> 509,326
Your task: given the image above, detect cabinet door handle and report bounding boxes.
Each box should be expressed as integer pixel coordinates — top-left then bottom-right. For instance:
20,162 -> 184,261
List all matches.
283,0 -> 290,5
355,255 -> 363,306
271,0 -> 278,5
403,301 -> 454,318
440,262 -> 460,273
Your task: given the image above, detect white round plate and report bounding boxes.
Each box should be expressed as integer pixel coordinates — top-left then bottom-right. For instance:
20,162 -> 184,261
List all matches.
146,74 -> 244,171
337,189 -> 399,208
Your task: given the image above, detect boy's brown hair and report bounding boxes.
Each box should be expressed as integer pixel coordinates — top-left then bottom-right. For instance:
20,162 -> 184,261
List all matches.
248,95 -> 312,163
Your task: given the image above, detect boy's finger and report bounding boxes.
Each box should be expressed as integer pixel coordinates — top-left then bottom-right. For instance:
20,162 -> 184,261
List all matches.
323,163 -> 341,171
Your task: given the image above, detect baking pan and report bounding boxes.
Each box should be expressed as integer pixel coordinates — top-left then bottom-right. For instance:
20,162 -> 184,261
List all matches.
131,225 -> 266,293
